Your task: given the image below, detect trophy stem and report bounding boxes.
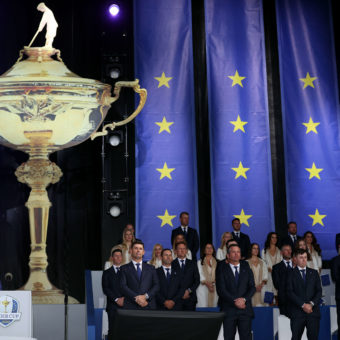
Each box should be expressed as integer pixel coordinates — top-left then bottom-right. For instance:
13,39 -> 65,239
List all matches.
15,156 -> 78,304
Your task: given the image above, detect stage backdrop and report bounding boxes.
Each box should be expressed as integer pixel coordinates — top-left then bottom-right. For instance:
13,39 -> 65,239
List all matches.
276,0 -> 340,259
205,0 -> 275,249
134,0 -> 199,258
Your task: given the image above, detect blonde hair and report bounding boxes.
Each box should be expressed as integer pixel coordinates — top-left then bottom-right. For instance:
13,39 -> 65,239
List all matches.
172,234 -> 185,250
149,243 -> 163,266
121,228 -> 135,249
220,232 -> 233,249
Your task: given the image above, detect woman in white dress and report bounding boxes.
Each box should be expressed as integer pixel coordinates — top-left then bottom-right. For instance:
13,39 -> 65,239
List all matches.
216,232 -> 233,261
247,243 -> 268,306
117,229 -> 135,265
295,238 -> 319,271
171,234 -> 192,260
148,243 -> 163,268
303,231 -> 322,273
261,232 -> 282,304
196,243 -> 218,307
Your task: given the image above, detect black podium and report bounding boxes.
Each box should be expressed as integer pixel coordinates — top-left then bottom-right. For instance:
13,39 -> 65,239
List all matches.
113,309 -> 224,340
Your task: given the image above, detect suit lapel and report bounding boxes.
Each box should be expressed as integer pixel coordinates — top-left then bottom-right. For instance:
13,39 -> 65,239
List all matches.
129,262 -> 140,284
225,263 -> 237,287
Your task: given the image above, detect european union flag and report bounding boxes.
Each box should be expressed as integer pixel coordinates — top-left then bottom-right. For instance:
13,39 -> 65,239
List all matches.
134,0 -> 199,258
276,0 -> 339,259
205,0 -> 275,249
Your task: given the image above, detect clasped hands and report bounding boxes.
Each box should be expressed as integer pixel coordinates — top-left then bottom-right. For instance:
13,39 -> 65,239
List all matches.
234,297 -> 246,309
302,303 -> 313,314
135,294 -> 148,307
115,297 -> 124,307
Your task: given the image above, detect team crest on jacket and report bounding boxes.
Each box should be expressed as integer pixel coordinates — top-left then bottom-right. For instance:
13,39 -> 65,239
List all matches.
0,295 -> 21,327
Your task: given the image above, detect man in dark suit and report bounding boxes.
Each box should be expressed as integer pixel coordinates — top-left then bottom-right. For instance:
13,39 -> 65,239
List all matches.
216,244 -> 256,340
156,248 -> 184,310
102,248 -> 124,340
231,218 -> 251,259
287,248 -> 322,340
171,241 -> 200,310
272,244 -> 293,317
280,221 -> 301,249
331,234 -> 340,336
171,212 -> 199,260
120,240 -> 159,309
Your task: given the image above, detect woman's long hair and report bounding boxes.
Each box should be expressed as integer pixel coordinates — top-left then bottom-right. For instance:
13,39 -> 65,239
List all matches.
303,231 -> 321,255
149,243 -> 163,266
264,232 -> 279,253
200,243 -> 216,265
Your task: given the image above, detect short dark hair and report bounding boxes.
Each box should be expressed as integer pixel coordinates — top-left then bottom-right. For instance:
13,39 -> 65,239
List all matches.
293,248 -> 307,257
227,244 -> 241,254
180,212 -> 189,218
232,218 -> 240,224
226,239 -> 238,247
161,248 -> 172,256
287,221 -> 297,228
280,243 -> 292,251
111,248 -> 122,256
175,241 -> 187,250
131,240 -> 144,249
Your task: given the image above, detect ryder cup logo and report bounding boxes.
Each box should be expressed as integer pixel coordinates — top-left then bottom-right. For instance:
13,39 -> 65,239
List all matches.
0,295 -> 21,327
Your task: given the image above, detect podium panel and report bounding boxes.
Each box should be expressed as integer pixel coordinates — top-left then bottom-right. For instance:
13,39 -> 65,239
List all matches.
0,291 -> 32,338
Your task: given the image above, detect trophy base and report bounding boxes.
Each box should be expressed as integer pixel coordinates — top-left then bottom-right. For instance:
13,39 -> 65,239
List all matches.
31,289 -> 79,304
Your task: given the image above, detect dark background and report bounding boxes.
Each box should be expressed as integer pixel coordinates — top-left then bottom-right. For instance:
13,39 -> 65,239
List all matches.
0,0 -> 339,302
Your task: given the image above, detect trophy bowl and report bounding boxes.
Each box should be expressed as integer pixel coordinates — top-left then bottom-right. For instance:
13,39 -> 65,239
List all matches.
0,47 -> 147,303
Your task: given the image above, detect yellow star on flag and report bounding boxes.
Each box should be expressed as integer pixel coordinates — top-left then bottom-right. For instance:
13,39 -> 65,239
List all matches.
154,72 -> 173,88
155,116 -> 174,134
302,117 -> 320,134
299,72 -> 317,89
156,162 -> 175,180
231,162 -> 250,179
305,162 -> 323,180
157,209 -> 176,227
233,209 -> 252,226
308,209 -> 326,226
228,70 -> 246,87
230,115 -> 248,133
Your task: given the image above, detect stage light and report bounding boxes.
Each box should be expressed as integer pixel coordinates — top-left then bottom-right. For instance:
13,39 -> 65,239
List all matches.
109,134 -> 120,146
109,204 -> 121,217
109,67 -> 121,79
109,4 -> 120,17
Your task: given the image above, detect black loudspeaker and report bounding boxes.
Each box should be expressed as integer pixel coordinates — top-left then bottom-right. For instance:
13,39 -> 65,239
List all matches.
336,233 -> 340,252
113,310 -> 225,340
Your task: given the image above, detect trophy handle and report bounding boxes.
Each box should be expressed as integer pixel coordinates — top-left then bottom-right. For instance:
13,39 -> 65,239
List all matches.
90,79 -> 147,140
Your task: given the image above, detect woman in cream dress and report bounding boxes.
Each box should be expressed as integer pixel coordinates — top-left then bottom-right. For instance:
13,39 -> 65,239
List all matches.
196,243 -> 218,307
304,231 -> 322,274
247,243 -> 268,306
261,232 -> 282,302
171,234 -> 192,260
216,232 -> 233,261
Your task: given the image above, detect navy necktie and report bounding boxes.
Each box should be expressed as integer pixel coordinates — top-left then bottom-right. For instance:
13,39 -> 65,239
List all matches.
165,268 -> 171,282
136,263 -> 142,280
234,266 -> 239,283
286,261 -> 292,269
300,269 -> 306,282
180,260 -> 185,269
116,267 -> 120,274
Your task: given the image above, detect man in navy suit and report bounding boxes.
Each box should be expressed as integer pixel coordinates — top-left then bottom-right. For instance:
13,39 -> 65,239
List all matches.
231,218 -> 251,259
272,244 -> 293,317
280,221 -> 301,249
171,212 -> 199,260
120,240 -> 159,309
102,248 -> 124,340
156,248 -> 184,310
171,241 -> 200,310
287,248 -> 322,340
216,244 -> 256,340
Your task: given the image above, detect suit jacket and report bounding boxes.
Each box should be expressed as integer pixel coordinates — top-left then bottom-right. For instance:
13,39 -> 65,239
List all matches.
156,267 -> 184,310
280,234 -> 301,250
171,258 -> 200,304
272,260 -> 293,317
120,261 -> 159,309
231,232 -> 251,259
102,266 -> 123,312
216,261 -> 255,318
331,255 -> 340,300
171,226 -> 199,260
286,267 -> 322,318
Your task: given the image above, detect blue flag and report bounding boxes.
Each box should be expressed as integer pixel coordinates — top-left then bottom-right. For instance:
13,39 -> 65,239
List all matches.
134,0 -> 199,259
205,0 -> 275,250
276,0 -> 339,259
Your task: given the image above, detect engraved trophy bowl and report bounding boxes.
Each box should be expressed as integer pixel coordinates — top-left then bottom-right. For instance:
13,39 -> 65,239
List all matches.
0,47 -> 147,304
